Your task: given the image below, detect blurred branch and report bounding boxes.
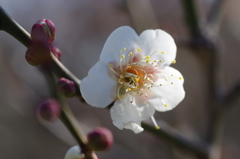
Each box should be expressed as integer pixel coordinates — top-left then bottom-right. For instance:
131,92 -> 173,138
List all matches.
126,0 -> 158,34
180,1 -> 227,159
207,0 -> 225,25
222,81 -> 240,108
142,122 -> 209,158
181,0 -> 200,36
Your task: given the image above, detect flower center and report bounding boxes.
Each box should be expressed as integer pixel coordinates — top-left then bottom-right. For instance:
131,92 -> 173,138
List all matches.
108,47 -> 182,130
109,47 -> 180,100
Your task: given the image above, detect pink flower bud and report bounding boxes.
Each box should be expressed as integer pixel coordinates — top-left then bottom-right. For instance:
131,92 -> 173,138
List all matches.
87,127 -> 113,151
57,78 -> 76,98
50,45 -> 62,61
31,19 -> 56,44
37,98 -> 61,121
25,42 -> 51,66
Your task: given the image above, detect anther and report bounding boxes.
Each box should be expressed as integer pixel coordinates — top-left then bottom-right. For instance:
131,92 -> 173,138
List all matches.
129,52 -> 133,55
151,116 -> 160,130
172,60 -> 176,64
171,82 -> 173,84
161,52 -> 165,54
159,60 -> 162,62
109,64 -> 113,67
155,65 -> 158,67
164,104 -> 168,107
130,101 -> 133,103
121,55 -> 125,58
137,48 -> 141,52
145,56 -> 150,59
123,47 -> 126,51
160,84 -> 162,86
146,59 -> 151,63
179,77 -> 182,80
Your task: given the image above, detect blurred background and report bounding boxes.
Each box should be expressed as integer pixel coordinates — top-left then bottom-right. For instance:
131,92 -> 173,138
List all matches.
0,0 -> 240,158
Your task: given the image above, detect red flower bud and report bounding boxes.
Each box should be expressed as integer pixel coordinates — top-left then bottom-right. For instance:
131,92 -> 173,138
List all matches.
57,78 -> 76,98
31,19 -> 56,44
25,42 -> 51,66
50,45 -> 62,61
87,127 -> 113,151
37,98 -> 61,121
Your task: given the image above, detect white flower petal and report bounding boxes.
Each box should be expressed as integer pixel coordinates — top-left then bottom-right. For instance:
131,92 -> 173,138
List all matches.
132,93 -> 155,120
139,29 -> 177,67
148,66 -> 185,112
80,61 -> 117,108
124,122 -> 144,134
110,98 -> 142,133
64,145 -> 81,159
100,26 -> 140,67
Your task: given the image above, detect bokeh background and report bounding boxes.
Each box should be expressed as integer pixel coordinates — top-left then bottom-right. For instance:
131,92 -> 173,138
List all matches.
1,0 -> 240,158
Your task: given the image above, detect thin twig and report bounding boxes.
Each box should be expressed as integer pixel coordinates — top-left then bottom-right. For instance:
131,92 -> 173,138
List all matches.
44,71 -> 96,159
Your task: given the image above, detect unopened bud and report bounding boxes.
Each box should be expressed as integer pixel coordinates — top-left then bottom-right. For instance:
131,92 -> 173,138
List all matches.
87,127 -> 113,151
50,45 -> 61,61
37,98 -> 61,121
25,42 -> 51,66
57,78 -> 76,98
31,19 -> 56,44
64,145 -> 82,159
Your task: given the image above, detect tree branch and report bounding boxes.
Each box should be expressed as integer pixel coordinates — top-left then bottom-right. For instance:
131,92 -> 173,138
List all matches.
180,0 -> 200,36
142,122 -> 209,158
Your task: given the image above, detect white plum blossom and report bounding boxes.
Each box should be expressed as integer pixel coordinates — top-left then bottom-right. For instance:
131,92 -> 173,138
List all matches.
64,145 -> 82,159
80,26 -> 185,133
